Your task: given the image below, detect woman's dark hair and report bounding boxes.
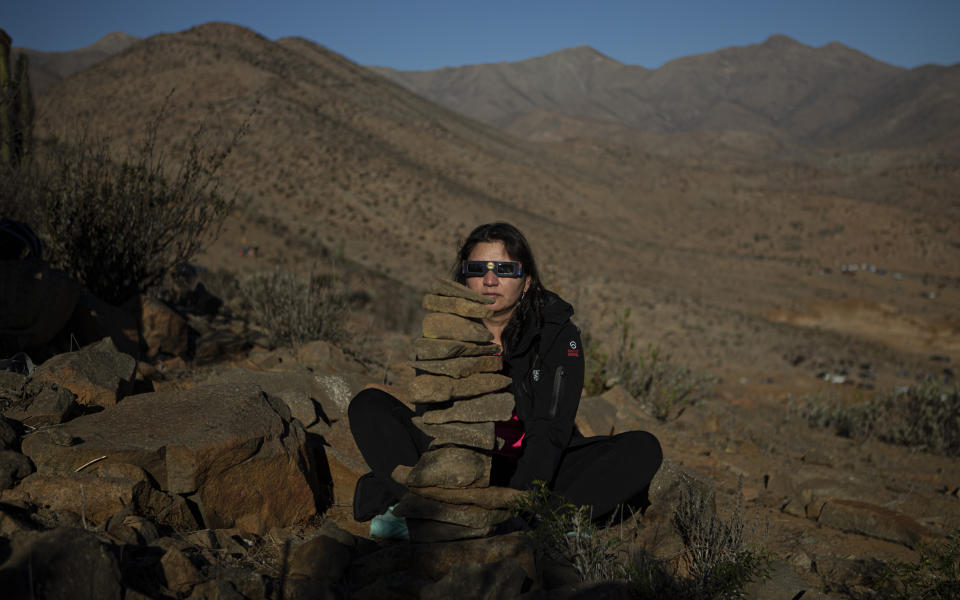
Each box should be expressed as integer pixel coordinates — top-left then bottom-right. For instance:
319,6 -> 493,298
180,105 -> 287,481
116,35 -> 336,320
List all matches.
452,222 -> 545,356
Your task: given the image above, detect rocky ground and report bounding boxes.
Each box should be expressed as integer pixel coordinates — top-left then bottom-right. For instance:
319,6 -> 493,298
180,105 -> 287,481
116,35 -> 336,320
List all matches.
1,261 -> 957,600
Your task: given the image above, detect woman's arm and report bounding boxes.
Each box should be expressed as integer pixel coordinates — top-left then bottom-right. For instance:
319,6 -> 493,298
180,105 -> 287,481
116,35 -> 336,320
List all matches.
509,321 -> 585,489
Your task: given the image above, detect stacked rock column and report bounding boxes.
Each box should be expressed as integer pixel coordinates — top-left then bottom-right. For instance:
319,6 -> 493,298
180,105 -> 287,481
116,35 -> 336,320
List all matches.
393,277 -> 523,542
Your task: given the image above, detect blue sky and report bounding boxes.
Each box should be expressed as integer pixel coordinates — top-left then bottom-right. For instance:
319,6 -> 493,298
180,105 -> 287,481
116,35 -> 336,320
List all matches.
3,0 -> 958,70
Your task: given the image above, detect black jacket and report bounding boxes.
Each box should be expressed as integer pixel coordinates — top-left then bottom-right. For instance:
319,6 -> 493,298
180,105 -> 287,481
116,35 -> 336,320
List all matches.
504,291 -> 585,490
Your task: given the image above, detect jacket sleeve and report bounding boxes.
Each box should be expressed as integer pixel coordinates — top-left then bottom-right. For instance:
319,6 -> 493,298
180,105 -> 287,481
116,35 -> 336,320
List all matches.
509,321 -> 585,490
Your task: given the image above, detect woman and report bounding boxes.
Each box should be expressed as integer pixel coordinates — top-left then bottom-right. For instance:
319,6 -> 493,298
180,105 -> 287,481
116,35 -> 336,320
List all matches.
349,222 -> 662,539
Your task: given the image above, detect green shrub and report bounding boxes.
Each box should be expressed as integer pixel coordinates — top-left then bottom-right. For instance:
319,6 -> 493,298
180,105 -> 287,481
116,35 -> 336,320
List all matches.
238,267 -> 351,347
584,308 -> 715,420
876,531 -> 960,599
796,380 -> 960,457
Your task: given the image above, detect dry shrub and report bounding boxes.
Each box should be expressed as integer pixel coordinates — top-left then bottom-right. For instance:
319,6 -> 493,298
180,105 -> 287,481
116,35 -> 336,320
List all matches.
584,308 -> 715,420
0,94 -> 247,306
238,268 -> 351,347
797,380 -> 960,457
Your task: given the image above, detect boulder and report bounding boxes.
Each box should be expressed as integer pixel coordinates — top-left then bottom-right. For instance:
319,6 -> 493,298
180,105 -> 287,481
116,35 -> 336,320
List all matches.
20,383 -> 320,534
428,277 -> 494,303
199,368 -> 361,422
575,395 -> 618,437
0,527 -> 124,600
160,547 -> 204,594
422,294 -> 493,319
0,415 -> 17,449
0,449 -> 33,490
3,383 -> 78,427
29,337 -> 136,408
414,338 -> 501,360
348,531 -> 536,584
422,313 -> 492,343
405,447 -> 491,489
320,417 -> 368,508
421,393 -> 515,424
287,533 -> 354,583
420,558 -> 530,600
136,296 -> 189,358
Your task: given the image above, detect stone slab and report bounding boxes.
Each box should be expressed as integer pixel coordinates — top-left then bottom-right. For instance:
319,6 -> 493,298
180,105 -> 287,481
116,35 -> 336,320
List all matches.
429,277 -> 494,304
417,420 -> 496,450
422,314 -> 492,343
395,492 -> 510,529
421,393 -> 515,424
413,356 -> 502,378
411,372 -> 510,403
422,295 -> 493,319
414,338 -> 500,361
406,447 -> 491,489
407,485 -> 523,510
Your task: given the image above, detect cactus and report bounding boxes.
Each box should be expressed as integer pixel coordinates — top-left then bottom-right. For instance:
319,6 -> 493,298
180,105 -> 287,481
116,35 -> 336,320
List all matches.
0,28 -> 34,168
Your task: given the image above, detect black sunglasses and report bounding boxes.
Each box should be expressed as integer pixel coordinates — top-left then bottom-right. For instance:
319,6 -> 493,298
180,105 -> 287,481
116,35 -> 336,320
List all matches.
461,260 -> 524,278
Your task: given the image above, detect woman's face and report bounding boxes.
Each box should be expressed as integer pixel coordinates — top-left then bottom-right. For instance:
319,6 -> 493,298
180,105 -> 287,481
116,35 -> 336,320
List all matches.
465,241 -> 531,315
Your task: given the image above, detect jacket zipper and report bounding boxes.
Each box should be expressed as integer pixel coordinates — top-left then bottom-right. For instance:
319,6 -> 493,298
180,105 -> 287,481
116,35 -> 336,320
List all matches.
549,366 -> 566,418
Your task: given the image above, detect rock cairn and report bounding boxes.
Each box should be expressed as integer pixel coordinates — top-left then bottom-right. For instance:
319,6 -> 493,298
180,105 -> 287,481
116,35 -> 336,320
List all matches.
394,277 -> 523,541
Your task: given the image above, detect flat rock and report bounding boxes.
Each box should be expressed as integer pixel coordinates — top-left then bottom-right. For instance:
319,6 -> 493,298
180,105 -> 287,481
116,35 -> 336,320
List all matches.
575,395 -> 618,437
428,277 -> 494,303
0,416 -> 17,449
321,417 -> 368,508
414,338 -> 500,360
422,313 -> 492,343
406,447 -> 491,488
421,393 -> 514,424
411,372 -> 510,403
407,484 -> 523,509
29,338 -> 136,408
198,367 -> 362,422
422,295 -> 493,319
817,499 -> 931,548
414,355 -> 502,378
395,492 -> 510,528
417,420 -> 496,450
20,382 -> 319,534
408,518 -> 495,542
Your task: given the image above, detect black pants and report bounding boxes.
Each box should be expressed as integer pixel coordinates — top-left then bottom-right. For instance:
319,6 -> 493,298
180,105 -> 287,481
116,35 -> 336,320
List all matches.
348,388 -> 663,522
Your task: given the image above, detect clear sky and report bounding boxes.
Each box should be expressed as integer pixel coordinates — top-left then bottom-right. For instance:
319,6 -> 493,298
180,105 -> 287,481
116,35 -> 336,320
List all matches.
2,0 -> 958,70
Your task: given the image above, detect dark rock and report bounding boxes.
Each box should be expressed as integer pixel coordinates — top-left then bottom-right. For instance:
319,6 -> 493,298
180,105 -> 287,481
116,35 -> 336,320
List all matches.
817,499 -> 931,548
4,383 -> 78,427
0,450 -> 33,490
421,392 -> 514,424
414,356 -> 502,378
415,338 -> 501,360
395,492 -> 509,529
29,337 -> 136,408
420,558 -> 530,599
20,383 -> 320,534
288,533 -> 354,583
0,415 -> 18,449
0,527 -> 124,599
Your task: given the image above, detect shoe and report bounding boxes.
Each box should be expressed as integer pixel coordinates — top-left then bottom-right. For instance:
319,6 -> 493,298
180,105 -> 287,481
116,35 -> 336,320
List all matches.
369,504 -> 409,540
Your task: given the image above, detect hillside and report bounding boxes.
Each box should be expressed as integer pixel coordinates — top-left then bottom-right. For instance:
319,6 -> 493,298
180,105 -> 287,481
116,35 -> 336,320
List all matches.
32,22 -> 960,397
373,35 -> 960,152
12,31 -> 140,94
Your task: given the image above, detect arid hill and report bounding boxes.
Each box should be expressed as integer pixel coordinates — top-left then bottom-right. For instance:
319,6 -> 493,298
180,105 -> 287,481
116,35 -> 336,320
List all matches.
32,22 -> 960,396
12,31 -> 140,94
372,35 -> 960,152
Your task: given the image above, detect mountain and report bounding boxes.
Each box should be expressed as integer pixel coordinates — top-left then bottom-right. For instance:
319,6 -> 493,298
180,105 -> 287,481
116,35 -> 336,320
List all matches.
372,35 -> 960,151
13,32 -> 140,94
32,23 -> 960,391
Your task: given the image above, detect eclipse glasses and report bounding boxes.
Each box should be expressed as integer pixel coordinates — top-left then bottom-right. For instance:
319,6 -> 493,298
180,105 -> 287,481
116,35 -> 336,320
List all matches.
461,260 -> 524,278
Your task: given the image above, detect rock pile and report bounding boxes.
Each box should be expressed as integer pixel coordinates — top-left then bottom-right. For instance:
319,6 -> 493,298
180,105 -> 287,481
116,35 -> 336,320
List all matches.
394,278 -> 523,541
